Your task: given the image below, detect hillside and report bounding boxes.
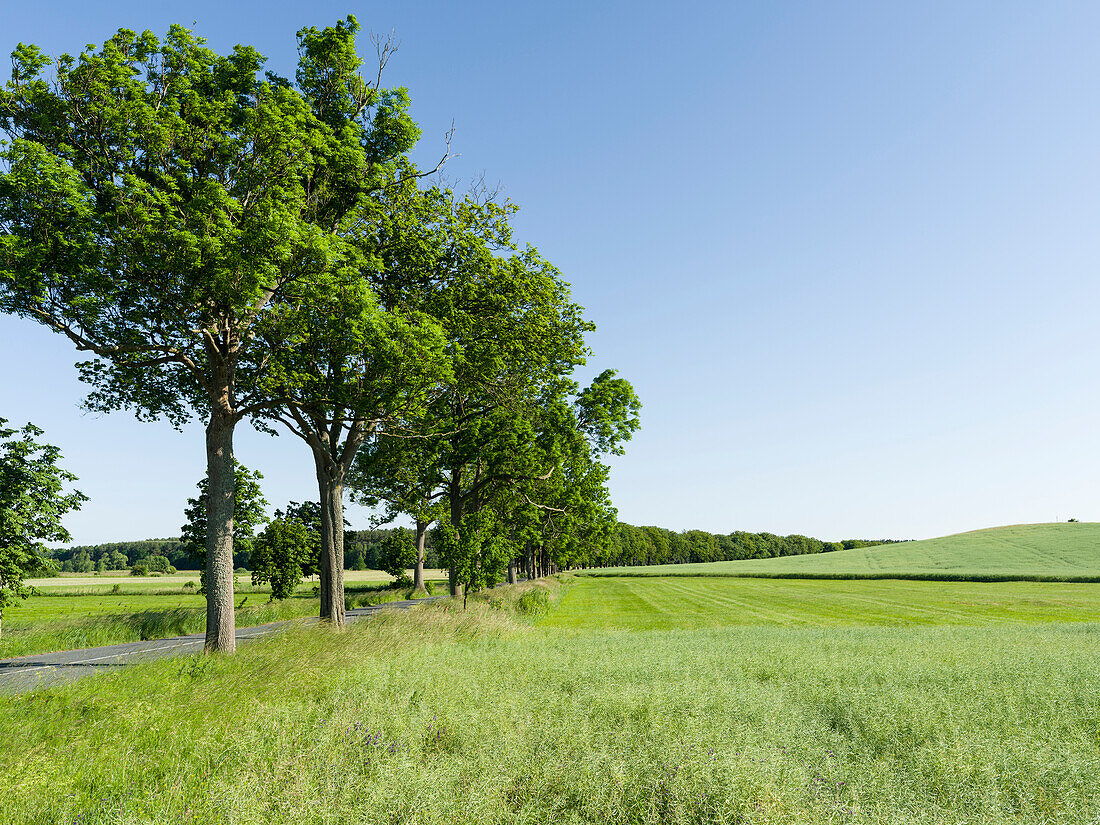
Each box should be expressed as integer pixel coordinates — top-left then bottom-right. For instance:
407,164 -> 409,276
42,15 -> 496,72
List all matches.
589,522 -> 1100,580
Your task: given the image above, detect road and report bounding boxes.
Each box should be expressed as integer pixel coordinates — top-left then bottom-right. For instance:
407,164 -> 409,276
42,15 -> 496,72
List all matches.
0,598 -> 438,696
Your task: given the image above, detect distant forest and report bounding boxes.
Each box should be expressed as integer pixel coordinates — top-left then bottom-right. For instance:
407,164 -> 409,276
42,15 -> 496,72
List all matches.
49,524 -> 899,573
594,525 -> 901,568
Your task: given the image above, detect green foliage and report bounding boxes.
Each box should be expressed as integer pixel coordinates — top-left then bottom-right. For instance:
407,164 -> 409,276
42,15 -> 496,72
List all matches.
143,555 -> 176,574
180,461 -> 267,592
250,507 -> 320,600
0,20 -> 432,647
129,563 -> 148,577
0,419 -> 84,625
376,530 -> 416,580
590,522 -> 898,569
52,540 -> 196,570
0,20 -> 422,426
437,511 -> 514,602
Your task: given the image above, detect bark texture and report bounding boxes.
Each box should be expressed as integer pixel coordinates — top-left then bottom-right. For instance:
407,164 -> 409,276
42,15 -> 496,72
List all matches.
314,453 -> 347,626
204,410 -> 237,653
413,519 -> 428,593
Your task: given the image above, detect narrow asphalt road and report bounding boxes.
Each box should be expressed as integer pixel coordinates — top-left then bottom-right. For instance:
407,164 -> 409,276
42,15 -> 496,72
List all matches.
0,598 -> 439,696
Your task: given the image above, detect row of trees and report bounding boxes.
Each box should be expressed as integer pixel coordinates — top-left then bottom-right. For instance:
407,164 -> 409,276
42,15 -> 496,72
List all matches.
594,524 -> 901,569
0,19 -> 639,649
52,521 -> 899,578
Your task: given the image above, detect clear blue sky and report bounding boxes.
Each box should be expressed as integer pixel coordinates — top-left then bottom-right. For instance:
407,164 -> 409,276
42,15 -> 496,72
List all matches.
2,1 -> 1099,544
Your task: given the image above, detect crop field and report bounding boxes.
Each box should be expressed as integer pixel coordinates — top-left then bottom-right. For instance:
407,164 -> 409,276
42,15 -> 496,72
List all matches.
543,576 -> 1100,629
1,575 -> 1098,824
591,522 -> 1100,580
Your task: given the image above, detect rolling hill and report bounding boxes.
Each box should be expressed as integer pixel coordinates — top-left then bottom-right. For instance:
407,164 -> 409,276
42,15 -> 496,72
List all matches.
588,522 -> 1100,580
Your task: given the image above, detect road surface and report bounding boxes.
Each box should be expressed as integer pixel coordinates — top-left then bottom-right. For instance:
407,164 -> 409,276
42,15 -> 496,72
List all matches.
0,598 -> 438,696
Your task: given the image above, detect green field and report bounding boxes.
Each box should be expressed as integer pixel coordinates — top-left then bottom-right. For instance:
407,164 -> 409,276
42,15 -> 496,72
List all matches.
1,575 -> 1098,824
0,578 -> 447,660
591,522 -> 1100,580
544,576 -> 1100,629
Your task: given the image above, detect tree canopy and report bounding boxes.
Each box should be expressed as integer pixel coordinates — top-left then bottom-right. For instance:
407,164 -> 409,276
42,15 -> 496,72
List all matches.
0,419 -> 86,638
0,17 -> 427,649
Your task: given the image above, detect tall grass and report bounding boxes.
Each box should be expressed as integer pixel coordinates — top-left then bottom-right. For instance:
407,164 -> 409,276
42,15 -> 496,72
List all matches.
2,594 -> 1098,823
1,580 -> 446,659
0,600 -> 314,659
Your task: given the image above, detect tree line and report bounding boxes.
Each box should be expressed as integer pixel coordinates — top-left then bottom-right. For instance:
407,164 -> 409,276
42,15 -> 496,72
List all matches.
0,18 -> 640,648
50,523 -> 899,576
593,524 -> 901,568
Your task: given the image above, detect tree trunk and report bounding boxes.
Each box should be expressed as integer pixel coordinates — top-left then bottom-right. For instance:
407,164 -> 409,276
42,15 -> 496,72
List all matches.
314,452 -> 346,626
413,519 -> 428,594
507,559 -> 517,585
204,409 -> 237,653
447,472 -> 464,599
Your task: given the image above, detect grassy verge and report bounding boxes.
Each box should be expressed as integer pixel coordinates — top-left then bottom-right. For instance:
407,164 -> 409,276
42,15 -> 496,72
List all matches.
1,586 -> 1098,823
0,599 -> 317,660
0,580 -> 447,659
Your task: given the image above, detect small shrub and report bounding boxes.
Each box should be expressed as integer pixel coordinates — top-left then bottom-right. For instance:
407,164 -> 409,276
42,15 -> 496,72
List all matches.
392,573 -> 413,589
129,563 -> 148,577
182,581 -> 196,590
110,584 -> 121,595
517,588 -> 551,616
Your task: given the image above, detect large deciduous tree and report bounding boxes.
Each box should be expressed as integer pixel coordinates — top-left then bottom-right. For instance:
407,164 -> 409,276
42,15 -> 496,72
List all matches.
0,18 -> 421,650
257,245 -> 449,624
0,419 -> 86,639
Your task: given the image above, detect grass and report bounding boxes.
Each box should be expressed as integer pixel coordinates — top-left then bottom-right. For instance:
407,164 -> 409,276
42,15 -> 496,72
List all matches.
1,584 -> 1099,823
0,579 -> 448,659
542,576 -> 1100,629
590,522 -> 1100,580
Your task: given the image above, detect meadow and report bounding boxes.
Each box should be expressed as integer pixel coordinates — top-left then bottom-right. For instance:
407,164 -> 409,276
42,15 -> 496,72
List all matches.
591,522 -> 1100,580
544,576 -> 1100,629
1,574 -> 1098,824
0,573 -> 448,660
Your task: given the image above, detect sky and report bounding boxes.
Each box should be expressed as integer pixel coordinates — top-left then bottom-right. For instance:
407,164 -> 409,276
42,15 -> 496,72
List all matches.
2,0 -> 1099,544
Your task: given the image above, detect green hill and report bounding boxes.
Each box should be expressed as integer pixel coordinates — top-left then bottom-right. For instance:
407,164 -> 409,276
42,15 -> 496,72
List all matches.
588,522 -> 1100,581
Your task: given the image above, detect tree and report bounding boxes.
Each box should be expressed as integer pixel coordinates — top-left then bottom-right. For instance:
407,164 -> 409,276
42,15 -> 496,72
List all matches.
103,549 -> 129,571
350,426 -> 446,595
181,461 -> 267,594
0,420 -> 86,639
257,253 -> 448,623
250,505 -> 320,600
0,18 -> 423,651
376,529 -> 416,584
502,370 -> 639,580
